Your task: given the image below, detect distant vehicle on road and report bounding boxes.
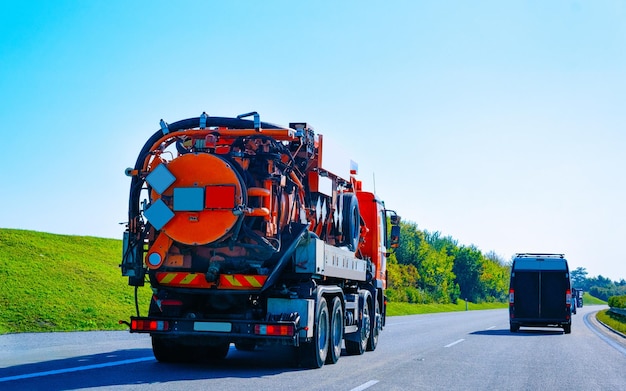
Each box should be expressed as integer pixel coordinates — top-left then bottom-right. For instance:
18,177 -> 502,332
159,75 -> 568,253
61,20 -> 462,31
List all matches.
509,253 -> 573,334
573,288 -> 584,308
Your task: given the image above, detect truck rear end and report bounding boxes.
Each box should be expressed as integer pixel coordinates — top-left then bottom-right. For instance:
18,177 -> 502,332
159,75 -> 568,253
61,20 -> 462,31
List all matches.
509,253 -> 572,334
119,112 -> 400,367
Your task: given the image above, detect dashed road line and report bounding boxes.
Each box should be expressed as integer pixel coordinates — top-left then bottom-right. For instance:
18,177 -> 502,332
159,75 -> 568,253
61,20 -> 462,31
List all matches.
444,338 -> 465,348
350,380 -> 380,391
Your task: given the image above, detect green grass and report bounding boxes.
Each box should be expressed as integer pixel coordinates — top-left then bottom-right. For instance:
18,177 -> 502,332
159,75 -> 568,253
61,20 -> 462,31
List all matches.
596,309 -> 626,334
386,292 -> 609,317
387,300 -> 507,316
0,228 -> 151,334
583,292 -> 607,305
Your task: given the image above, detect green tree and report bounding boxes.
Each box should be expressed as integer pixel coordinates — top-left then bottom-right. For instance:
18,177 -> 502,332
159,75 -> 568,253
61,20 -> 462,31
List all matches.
480,258 -> 509,301
570,267 -> 588,288
452,245 -> 483,302
386,221 -> 509,304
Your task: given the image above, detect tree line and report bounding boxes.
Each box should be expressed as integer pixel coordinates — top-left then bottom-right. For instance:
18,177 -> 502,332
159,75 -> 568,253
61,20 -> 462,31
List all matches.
570,267 -> 626,301
386,221 -> 626,305
386,221 -> 510,304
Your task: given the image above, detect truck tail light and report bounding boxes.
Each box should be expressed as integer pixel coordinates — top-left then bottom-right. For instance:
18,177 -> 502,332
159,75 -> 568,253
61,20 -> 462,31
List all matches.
254,324 -> 294,336
160,299 -> 183,306
509,289 -> 514,305
566,289 -> 571,308
131,319 -> 170,332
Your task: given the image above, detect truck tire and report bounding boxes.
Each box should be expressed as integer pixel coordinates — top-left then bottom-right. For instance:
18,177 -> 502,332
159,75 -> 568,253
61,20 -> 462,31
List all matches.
341,194 -> 360,251
326,296 -> 343,364
235,341 -> 256,351
300,297 -> 330,368
367,299 -> 380,351
345,297 -> 370,355
152,336 -> 191,363
206,342 -> 230,360
509,323 -> 519,333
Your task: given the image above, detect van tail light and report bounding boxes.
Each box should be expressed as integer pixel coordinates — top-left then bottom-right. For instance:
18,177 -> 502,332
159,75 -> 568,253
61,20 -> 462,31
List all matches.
566,289 -> 571,308
509,289 -> 514,305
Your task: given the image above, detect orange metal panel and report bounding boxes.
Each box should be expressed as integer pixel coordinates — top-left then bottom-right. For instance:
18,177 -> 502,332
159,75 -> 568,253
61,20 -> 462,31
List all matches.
151,153 -> 244,245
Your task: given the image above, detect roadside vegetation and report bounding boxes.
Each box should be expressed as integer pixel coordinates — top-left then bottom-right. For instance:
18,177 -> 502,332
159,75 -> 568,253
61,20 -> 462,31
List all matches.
571,268 -> 626,301
387,300 -> 505,316
0,227 -> 622,334
608,295 -> 626,309
387,222 -> 510,305
0,229 -> 151,334
596,310 -> 626,334
597,295 -> 626,334
583,292 -> 608,305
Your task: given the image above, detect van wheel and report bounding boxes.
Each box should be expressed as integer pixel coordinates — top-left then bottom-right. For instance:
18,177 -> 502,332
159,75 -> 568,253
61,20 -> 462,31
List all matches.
563,324 -> 572,334
510,323 -> 519,333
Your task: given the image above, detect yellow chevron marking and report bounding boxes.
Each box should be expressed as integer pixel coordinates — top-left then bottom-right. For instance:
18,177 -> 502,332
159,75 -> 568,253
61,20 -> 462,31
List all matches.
223,275 -> 242,287
180,274 -> 197,284
159,273 -> 177,284
245,276 -> 263,287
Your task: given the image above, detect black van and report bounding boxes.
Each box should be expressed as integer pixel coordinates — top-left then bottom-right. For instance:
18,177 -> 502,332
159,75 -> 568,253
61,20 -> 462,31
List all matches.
509,253 -> 573,334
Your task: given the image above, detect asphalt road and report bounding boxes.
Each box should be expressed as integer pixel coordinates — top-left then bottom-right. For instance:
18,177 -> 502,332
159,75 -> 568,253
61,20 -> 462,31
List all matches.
1,305 -> 625,391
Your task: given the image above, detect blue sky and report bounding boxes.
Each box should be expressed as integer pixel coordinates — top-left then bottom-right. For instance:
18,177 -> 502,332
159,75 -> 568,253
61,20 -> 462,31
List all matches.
1,1 -> 625,281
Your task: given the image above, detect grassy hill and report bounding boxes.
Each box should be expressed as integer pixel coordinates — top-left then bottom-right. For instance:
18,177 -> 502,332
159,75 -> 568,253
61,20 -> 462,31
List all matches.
0,228 -> 150,334
0,228 -> 613,335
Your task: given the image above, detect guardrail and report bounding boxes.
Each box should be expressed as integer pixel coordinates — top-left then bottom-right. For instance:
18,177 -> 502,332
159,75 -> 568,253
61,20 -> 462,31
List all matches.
609,307 -> 626,316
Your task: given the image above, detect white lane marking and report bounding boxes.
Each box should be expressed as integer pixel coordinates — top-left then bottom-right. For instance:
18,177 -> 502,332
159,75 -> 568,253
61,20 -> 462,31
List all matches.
444,338 -> 465,348
350,380 -> 380,391
0,356 -> 154,383
486,326 -> 496,330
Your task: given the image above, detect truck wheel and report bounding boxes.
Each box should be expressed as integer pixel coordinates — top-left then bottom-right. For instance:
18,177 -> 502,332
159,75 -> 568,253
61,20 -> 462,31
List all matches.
300,297 -> 329,368
346,298 -> 370,355
326,296 -> 343,364
235,341 -> 256,351
206,342 -> 230,360
509,323 -> 519,333
367,299 -> 380,351
152,336 -> 186,363
341,194 -> 360,251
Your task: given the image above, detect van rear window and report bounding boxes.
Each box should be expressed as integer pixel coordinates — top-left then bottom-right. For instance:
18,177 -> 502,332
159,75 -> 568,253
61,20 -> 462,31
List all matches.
513,258 -> 567,271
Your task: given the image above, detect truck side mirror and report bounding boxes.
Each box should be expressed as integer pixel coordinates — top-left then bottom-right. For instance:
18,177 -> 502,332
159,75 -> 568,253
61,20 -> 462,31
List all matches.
390,225 -> 400,249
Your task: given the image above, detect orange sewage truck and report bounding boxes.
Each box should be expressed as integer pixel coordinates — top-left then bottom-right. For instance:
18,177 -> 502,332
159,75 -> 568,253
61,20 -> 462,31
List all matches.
120,112 -> 400,367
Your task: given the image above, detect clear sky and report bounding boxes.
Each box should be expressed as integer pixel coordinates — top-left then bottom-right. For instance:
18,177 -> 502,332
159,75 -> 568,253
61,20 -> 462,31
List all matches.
1,1 -> 625,281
